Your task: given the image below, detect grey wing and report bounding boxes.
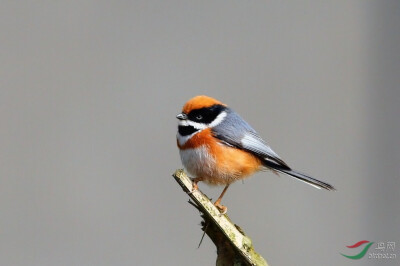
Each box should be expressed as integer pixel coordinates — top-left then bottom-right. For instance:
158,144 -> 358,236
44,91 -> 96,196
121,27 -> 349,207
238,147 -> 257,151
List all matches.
212,109 -> 290,169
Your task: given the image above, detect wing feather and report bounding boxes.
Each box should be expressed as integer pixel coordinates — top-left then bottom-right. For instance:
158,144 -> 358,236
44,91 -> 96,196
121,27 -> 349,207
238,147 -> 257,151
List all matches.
212,109 -> 289,169
211,108 -> 335,191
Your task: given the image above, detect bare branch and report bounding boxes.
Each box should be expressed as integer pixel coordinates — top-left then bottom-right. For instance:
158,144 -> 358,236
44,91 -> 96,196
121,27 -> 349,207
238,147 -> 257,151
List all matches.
172,169 -> 269,266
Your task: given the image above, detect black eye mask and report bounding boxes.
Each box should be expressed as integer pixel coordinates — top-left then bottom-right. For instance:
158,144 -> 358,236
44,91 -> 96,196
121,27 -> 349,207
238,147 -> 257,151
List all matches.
187,104 -> 226,124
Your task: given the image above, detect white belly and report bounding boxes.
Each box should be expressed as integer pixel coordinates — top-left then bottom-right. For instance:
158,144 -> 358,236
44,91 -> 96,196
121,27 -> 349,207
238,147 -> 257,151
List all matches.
179,145 -> 216,178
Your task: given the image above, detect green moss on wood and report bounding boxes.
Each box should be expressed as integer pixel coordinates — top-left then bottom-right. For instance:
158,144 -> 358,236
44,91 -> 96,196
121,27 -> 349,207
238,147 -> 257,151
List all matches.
172,169 -> 268,266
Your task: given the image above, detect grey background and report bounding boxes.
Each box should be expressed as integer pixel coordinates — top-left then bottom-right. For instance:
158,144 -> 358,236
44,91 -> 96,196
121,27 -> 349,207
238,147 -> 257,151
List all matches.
1,1 -> 399,266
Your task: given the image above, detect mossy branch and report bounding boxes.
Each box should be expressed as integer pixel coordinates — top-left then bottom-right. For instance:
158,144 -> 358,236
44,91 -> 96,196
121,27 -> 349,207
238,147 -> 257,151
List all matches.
172,169 -> 269,266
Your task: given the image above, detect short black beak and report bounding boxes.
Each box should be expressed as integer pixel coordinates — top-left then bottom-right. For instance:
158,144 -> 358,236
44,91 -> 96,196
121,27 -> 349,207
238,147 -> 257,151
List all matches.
176,113 -> 187,120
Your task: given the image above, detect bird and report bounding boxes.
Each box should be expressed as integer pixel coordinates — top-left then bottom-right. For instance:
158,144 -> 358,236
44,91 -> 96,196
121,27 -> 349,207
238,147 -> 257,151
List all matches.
176,95 -> 335,214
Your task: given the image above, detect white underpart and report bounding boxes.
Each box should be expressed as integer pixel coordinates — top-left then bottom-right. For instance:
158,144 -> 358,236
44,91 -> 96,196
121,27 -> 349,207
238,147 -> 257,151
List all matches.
177,111 -> 227,146
179,146 -> 216,178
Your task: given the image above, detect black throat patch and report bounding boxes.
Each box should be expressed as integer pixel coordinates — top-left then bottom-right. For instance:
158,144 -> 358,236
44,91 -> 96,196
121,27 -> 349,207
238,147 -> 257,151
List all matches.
178,125 -> 199,136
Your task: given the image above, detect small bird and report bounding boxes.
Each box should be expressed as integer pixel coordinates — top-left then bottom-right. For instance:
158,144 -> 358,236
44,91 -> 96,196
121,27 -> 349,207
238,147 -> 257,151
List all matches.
176,95 -> 335,213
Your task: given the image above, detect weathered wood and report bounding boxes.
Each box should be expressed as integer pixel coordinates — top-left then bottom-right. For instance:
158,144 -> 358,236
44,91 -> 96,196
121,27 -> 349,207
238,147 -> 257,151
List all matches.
173,169 -> 269,266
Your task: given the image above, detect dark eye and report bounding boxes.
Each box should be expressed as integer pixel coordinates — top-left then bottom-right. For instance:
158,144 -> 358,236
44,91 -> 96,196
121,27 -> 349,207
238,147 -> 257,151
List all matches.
187,104 -> 226,124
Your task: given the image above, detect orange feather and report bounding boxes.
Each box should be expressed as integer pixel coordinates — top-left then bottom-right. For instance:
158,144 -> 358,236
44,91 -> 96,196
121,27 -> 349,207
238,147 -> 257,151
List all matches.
182,95 -> 226,114
178,128 -> 262,185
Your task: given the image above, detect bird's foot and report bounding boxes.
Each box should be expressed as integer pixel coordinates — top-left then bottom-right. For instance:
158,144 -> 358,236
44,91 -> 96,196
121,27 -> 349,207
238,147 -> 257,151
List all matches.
214,201 -> 227,215
188,178 -> 199,194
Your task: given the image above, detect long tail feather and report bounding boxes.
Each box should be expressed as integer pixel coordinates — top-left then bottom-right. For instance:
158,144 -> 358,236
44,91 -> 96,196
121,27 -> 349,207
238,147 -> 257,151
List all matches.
278,168 -> 336,191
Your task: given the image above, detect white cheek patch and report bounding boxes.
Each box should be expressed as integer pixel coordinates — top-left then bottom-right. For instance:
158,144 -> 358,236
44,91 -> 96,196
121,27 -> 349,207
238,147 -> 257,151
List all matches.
187,121 -> 207,130
176,111 -> 227,146
178,120 -> 206,130
178,111 -> 227,129
178,120 -> 189,126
